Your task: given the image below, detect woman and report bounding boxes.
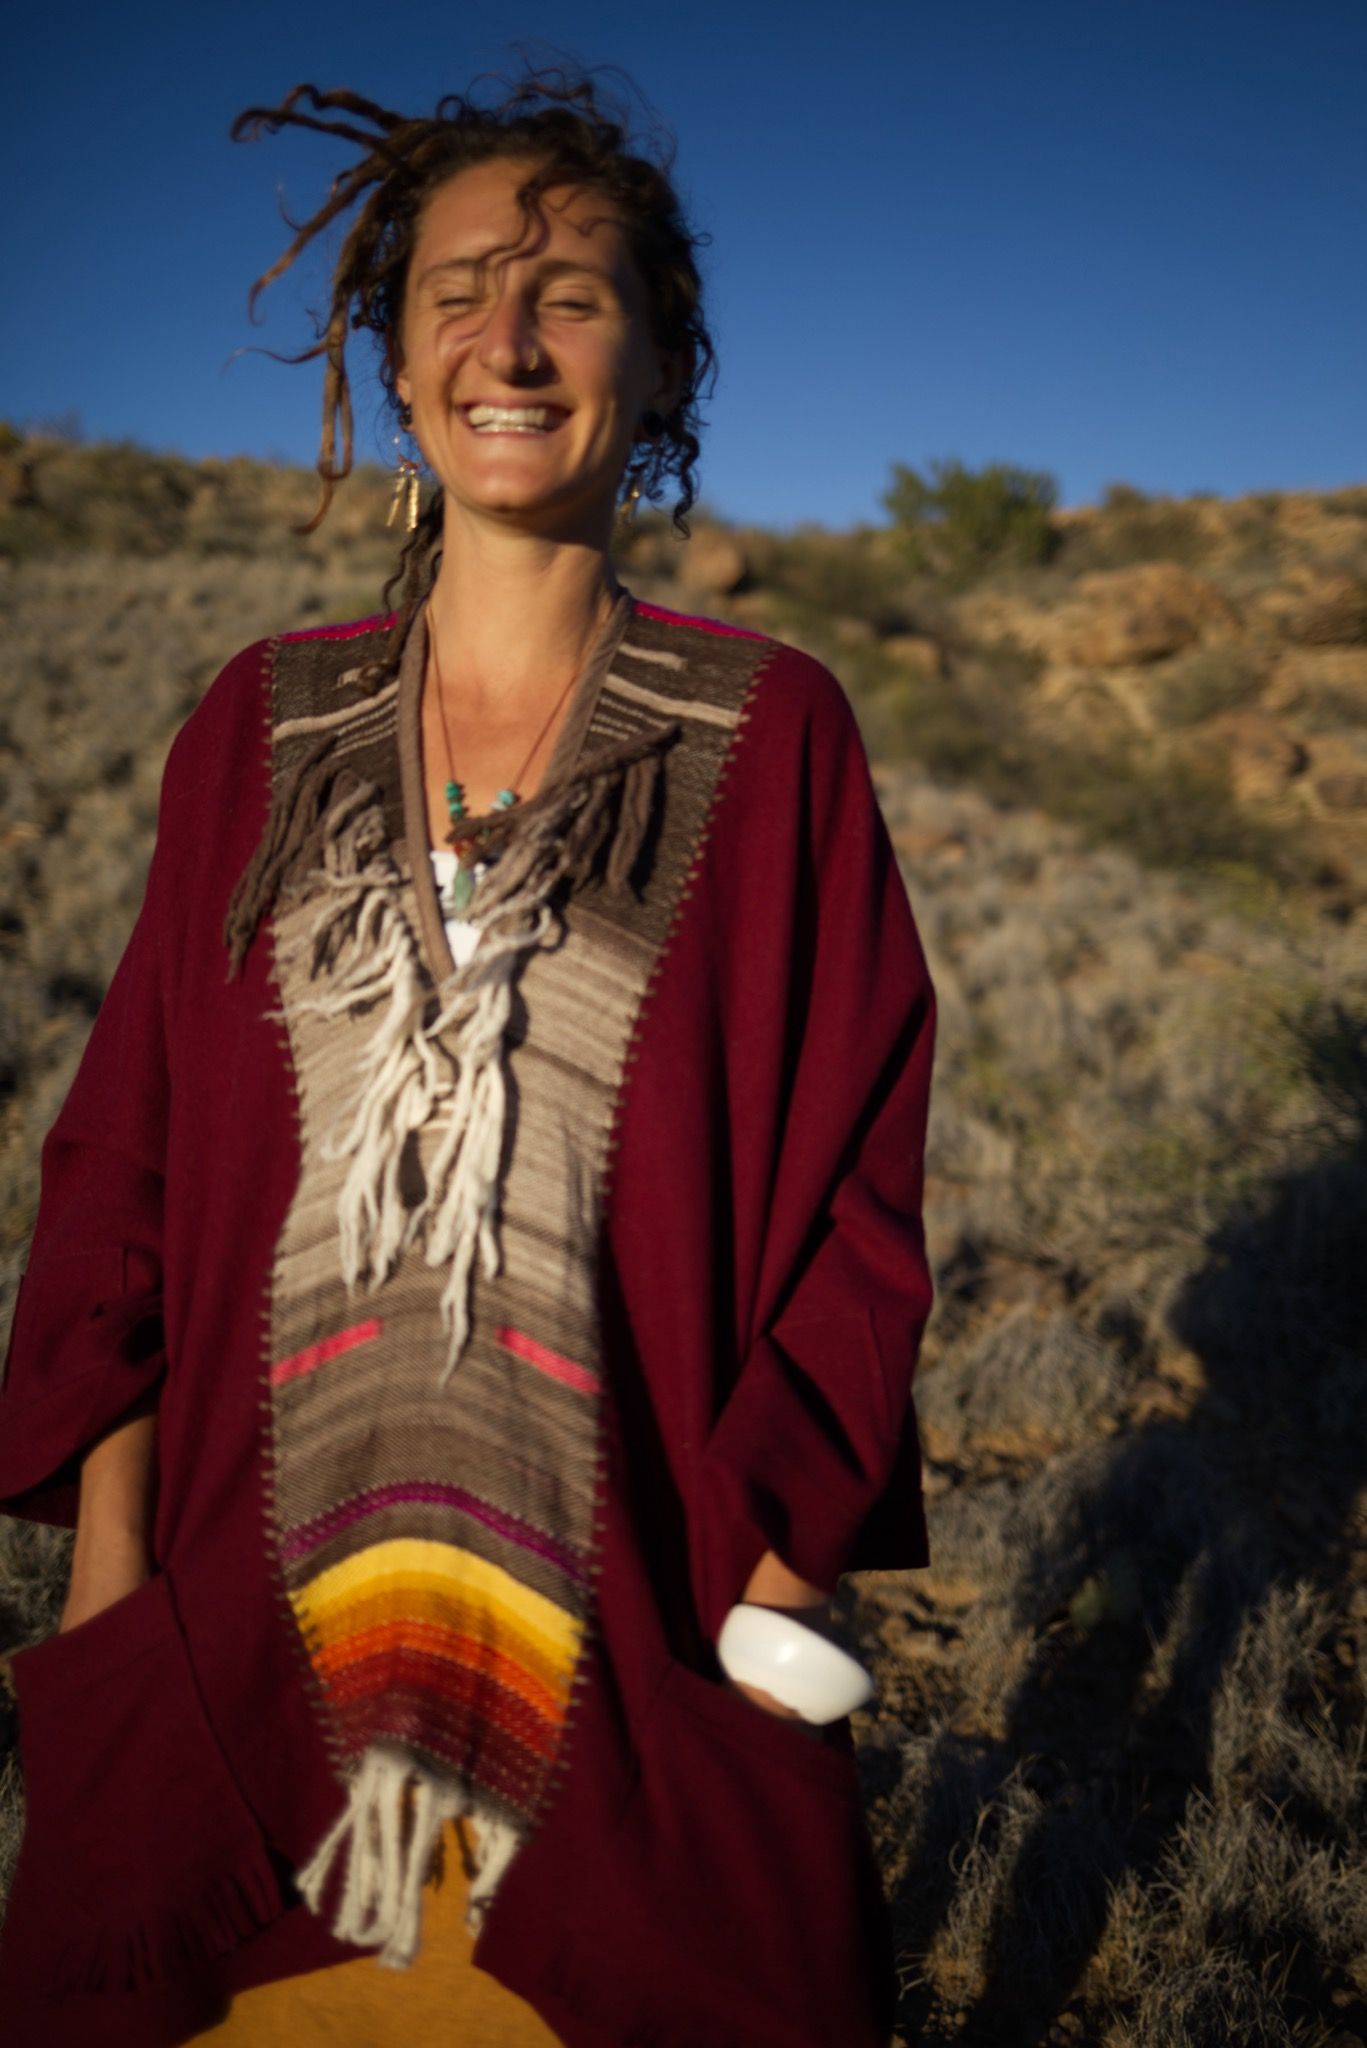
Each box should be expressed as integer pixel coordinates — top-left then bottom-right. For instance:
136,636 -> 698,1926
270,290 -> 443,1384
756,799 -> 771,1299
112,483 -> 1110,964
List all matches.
0,70 -> 936,2048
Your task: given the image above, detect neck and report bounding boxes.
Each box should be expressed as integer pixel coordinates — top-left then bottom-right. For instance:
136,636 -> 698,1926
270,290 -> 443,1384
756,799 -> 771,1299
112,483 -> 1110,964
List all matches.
424,500 -> 623,710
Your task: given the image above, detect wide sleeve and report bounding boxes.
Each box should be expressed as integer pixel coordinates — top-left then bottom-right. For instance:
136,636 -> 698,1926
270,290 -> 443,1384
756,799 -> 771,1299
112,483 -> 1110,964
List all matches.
691,649 -> 937,1626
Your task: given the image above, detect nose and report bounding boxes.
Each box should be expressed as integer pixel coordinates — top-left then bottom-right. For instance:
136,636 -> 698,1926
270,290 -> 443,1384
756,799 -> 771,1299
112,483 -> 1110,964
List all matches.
475,284 -> 543,382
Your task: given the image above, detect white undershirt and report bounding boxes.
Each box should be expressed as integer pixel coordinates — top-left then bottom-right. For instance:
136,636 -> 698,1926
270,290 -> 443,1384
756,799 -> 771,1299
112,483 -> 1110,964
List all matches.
429,848 -> 488,969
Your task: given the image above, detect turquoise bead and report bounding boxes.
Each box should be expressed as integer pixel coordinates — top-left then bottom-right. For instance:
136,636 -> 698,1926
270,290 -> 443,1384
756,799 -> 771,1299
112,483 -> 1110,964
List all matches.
496,788 -> 517,808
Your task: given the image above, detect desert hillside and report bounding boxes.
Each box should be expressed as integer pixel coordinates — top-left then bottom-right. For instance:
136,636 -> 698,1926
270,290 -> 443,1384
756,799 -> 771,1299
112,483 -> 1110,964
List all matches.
2,432 -> 1365,2045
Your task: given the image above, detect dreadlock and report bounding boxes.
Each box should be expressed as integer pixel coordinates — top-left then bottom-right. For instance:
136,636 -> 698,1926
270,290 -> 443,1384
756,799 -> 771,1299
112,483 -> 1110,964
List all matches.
231,68 -> 714,679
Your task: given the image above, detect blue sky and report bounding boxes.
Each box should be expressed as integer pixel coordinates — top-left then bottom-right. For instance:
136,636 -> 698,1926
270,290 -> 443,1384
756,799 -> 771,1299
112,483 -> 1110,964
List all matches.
5,0 -> 1363,529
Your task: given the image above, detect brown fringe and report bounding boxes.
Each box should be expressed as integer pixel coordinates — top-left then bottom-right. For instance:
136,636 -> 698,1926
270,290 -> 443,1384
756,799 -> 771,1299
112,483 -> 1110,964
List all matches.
225,707 -> 680,980
470,722 -> 681,908
224,732 -> 339,978
51,1843 -> 283,1994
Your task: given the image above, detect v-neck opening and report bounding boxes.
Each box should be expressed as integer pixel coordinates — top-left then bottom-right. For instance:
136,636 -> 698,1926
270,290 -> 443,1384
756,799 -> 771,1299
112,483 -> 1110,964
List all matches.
396,586 -> 637,986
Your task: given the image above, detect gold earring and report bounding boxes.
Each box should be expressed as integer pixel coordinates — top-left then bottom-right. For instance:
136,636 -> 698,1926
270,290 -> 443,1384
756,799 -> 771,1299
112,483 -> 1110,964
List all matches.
616,464 -> 647,535
387,404 -> 422,534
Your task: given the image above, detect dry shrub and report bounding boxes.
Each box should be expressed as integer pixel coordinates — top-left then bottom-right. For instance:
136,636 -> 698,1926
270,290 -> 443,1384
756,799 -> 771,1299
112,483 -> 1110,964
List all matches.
0,1754 -> 21,1909
1108,1948 -> 1296,2048
862,641 -> 1312,895
1057,487 -> 1216,574
1084,1580 -> 1367,2042
0,1518 -> 70,1657
1208,1582 -> 1366,1839
872,758 -> 1365,2041
917,1308 -> 1127,1456
4,442 -> 1367,2043
0,548 -> 403,1252
753,525 -> 922,634
1152,645 -> 1268,726
0,435 -> 395,565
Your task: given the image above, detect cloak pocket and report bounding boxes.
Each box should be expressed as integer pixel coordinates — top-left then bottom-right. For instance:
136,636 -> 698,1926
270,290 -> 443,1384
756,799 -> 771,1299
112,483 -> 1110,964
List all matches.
0,1567 -> 285,1997
554,1654 -> 896,2048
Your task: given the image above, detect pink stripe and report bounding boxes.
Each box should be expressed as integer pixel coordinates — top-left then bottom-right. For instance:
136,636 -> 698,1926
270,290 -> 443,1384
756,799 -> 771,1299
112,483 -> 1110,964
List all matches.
278,613 -> 396,644
271,1319 -> 383,1388
495,1326 -> 597,1395
632,599 -> 766,642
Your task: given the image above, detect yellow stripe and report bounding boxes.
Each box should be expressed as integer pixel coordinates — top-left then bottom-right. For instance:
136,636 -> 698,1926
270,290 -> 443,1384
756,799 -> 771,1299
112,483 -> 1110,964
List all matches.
295,1584 -> 574,1700
292,1540 -> 580,1665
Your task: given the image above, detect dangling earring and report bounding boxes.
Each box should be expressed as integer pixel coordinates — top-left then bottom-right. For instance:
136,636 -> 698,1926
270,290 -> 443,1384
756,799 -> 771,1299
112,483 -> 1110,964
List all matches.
387,402 -> 422,533
616,462 -> 647,536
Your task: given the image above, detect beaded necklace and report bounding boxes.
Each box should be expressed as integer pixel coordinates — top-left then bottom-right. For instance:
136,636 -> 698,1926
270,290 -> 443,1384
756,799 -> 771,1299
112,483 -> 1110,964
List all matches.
425,602 -> 591,917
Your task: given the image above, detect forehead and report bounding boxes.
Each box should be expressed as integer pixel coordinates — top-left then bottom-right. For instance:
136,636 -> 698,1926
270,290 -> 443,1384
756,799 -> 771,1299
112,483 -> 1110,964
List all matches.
410,157 -> 632,277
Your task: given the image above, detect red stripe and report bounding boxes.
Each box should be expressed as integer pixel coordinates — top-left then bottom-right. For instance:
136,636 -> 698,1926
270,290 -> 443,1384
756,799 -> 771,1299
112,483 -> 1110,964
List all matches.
278,613 -> 396,643
331,1685 -> 552,1797
495,1325 -> 597,1394
325,1647 -> 563,1759
271,1319 -> 383,1387
632,599 -> 766,641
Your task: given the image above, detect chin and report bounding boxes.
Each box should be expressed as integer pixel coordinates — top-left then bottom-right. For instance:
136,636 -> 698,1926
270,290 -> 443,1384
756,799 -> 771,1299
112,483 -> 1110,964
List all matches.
450,478 -> 617,537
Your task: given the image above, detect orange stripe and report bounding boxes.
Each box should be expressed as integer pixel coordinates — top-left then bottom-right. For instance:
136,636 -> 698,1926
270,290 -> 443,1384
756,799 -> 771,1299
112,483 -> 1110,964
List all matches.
323,1648 -> 563,1759
315,1617 -> 565,1717
305,1584 -> 567,1693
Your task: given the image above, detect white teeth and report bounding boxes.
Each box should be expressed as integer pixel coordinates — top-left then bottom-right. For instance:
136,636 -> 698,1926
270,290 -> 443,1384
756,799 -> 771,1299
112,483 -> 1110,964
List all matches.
466,404 -> 555,432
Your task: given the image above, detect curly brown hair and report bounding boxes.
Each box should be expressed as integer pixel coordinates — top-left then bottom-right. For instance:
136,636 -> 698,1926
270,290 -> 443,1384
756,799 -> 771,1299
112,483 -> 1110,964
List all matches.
231,67 -> 714,577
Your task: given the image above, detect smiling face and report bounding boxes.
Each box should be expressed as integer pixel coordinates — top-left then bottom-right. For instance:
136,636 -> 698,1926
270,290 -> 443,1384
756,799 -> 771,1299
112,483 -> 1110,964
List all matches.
394,155 -> 680,542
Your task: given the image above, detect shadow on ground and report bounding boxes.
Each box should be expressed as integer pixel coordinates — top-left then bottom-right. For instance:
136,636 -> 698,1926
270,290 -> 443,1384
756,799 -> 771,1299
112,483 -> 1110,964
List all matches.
884,1001 -> 1367,2046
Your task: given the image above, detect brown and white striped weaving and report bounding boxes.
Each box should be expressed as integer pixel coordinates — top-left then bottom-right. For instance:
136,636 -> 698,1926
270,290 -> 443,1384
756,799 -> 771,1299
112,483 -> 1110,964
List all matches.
224,595 -> 773,1966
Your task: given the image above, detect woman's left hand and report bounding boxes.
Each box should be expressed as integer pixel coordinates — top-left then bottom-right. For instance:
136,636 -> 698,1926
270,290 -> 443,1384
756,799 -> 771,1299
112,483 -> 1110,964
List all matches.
725,1547 -> 842,1724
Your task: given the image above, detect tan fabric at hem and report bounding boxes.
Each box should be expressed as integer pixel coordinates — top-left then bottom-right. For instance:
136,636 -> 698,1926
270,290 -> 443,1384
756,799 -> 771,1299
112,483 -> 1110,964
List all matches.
198,1818 -> 564,2045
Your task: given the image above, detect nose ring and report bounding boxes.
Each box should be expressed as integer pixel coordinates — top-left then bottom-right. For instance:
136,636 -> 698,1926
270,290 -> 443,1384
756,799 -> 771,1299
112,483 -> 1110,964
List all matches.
524,343 -> 541,372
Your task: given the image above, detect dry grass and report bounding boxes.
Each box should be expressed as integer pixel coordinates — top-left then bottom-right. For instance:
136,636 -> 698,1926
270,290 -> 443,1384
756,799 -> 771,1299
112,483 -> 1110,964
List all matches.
2,439 -> 1367,2043
848,760 -> 1367,2043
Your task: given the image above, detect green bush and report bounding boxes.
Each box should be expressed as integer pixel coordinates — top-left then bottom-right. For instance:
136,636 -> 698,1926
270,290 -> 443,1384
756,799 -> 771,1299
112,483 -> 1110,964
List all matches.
882,456 -> 1060,588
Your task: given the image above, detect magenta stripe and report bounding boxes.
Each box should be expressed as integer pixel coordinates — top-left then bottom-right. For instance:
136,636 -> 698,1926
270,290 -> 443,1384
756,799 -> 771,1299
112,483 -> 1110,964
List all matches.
282,1482 -> 587,1580
633,599 -> 765,641
271,1319 -> 382,1388
495,1325 -> 597,1394
279,612 -> 396,644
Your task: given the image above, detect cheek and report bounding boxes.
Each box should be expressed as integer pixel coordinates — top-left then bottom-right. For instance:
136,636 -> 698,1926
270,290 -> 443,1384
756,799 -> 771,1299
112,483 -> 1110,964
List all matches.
594,346 -> 654,428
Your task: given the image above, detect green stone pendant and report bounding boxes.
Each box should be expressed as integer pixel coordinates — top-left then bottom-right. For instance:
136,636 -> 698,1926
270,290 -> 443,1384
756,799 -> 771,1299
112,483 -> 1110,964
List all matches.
449,858 -> 476,916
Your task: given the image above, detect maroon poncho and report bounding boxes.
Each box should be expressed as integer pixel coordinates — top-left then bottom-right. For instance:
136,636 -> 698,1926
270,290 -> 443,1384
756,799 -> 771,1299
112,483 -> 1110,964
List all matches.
0,598 -> 935,2047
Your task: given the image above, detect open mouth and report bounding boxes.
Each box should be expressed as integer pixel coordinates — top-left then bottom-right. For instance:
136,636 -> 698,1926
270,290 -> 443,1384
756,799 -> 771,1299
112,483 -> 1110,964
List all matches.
461,403 -> 568,435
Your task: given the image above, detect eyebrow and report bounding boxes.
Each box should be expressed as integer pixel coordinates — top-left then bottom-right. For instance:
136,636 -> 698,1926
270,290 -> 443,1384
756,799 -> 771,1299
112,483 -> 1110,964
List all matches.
415,255 -> 613,289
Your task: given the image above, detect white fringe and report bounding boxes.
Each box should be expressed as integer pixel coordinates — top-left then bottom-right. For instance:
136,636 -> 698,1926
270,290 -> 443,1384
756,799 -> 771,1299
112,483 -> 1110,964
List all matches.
295,1745 -> 524,1965
422,903 -> 558,1383
281,795 -> 572,1381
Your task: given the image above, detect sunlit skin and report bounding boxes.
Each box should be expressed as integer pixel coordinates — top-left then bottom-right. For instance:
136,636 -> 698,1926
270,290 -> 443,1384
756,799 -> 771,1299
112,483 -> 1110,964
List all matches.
394,155 -> 679,547
61,155 -> 846,1741
397,162 -> 844,1728
393,156 -> 680,833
